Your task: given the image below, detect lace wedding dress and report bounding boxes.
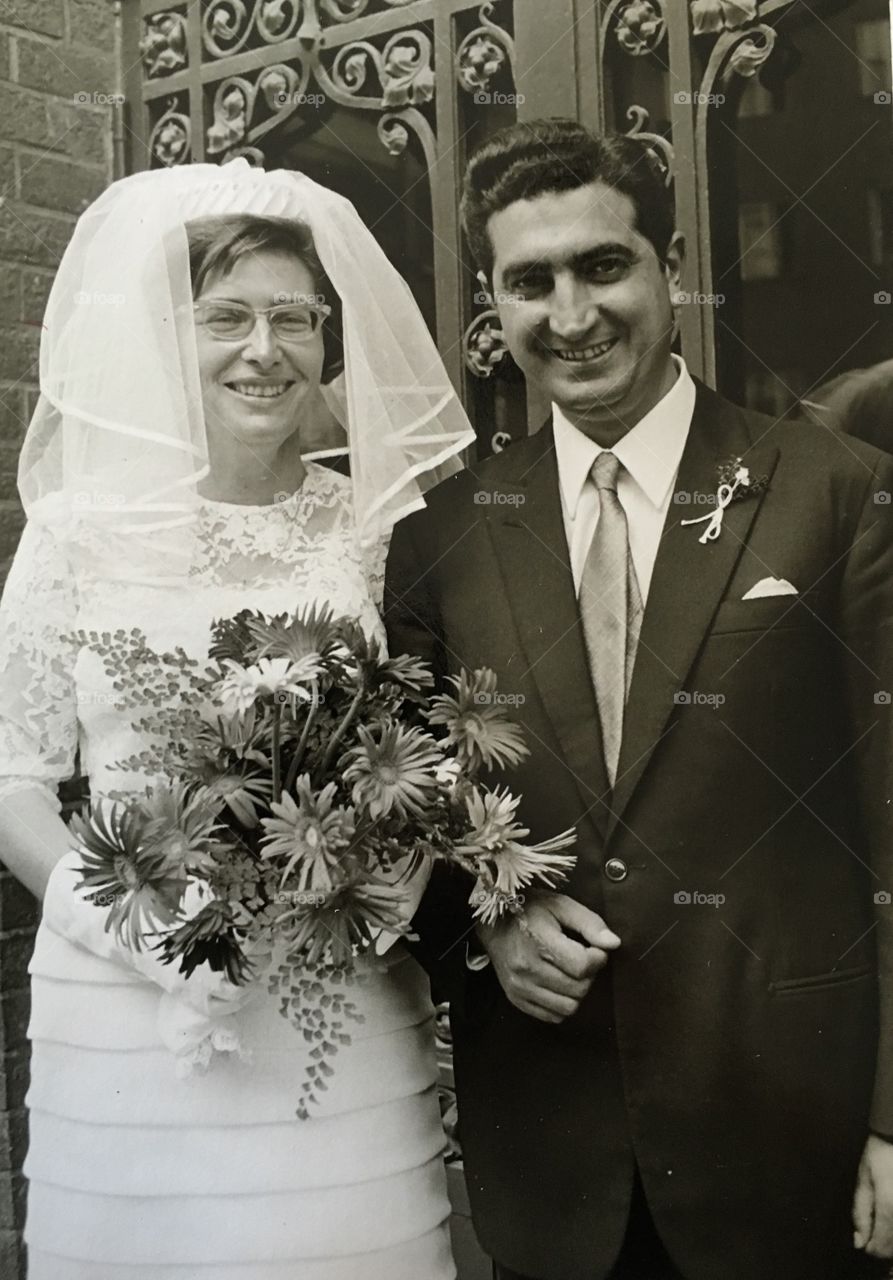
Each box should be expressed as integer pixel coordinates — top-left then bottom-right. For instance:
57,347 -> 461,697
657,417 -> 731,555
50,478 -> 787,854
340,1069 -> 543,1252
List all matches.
0,463 -> 455,1279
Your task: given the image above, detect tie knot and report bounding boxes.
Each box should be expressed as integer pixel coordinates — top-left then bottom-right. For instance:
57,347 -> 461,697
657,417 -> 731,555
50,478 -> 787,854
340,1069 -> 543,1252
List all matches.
592,451 -> 621,493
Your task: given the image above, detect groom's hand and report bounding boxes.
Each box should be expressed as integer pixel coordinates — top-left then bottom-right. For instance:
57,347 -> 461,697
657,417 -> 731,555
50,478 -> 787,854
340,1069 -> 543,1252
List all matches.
853,1134 -> 893,1257
478,893 -> 620,1023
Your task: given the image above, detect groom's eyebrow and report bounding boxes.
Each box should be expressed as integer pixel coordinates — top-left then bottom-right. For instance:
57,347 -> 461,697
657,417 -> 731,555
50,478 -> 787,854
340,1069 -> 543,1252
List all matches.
500,241 -> 635,284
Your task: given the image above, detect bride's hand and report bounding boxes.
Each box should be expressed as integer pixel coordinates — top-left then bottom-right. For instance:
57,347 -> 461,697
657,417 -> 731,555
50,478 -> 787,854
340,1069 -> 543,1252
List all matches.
41,850 -> 259,1016
156,989 -> 252,1076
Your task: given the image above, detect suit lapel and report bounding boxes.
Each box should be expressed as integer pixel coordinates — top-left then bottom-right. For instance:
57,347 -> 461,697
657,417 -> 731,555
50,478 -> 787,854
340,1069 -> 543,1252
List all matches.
608,383 -> 780,835
484,425 -> 612,835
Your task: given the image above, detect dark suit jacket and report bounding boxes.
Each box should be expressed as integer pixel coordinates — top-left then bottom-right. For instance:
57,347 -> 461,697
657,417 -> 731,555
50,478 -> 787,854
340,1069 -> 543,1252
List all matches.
384,381 -> 893,1280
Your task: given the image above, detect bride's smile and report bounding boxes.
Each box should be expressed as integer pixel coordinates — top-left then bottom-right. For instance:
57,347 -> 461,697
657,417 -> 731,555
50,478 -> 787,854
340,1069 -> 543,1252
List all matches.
194,250 -> 325,473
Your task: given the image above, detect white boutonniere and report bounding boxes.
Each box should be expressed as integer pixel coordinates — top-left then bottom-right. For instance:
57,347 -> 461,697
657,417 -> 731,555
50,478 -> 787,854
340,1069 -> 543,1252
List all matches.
680,457 -> 769,545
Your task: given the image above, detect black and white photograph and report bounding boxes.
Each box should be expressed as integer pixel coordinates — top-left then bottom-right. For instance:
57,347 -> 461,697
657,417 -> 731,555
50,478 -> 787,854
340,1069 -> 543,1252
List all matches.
1,2 -> 893,1278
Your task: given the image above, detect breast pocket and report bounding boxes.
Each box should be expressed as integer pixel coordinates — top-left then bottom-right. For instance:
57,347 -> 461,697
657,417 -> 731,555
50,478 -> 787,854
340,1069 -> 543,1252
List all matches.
711,590 -> 822,635
769,963 -> 874,997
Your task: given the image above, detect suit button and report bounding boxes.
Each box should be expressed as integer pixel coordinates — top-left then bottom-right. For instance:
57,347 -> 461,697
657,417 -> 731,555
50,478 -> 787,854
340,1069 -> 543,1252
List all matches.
604,858 -> 628,882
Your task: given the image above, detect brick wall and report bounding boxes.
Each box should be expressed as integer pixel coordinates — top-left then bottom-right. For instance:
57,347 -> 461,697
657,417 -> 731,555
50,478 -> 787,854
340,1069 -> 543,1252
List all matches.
0,1 -> 116,1272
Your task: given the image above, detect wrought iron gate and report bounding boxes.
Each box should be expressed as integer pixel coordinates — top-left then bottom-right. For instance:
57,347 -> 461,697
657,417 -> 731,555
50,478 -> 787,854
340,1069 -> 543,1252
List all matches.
123,0 -> 893,452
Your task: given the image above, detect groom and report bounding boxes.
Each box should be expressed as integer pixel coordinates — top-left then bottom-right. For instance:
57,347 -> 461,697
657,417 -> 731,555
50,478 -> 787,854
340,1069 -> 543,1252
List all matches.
384,119 -> 893,1279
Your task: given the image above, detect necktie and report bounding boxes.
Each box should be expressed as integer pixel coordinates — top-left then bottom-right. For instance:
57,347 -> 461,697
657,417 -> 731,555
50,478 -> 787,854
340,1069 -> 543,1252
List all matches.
578,452 -> 644,787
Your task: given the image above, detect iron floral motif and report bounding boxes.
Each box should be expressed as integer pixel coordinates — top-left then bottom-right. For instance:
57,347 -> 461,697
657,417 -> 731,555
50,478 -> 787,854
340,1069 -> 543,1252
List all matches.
140,12 -> 188,79
205,65 -> 307,156
456,2 -> 514,94
690,0 -> 758,35
726,25 -> 777,78
150,99 -> 191,167
382,38 -> 435,107
463,315 -> 508,379
615,1 -> 666,57
206,83 -> 250,155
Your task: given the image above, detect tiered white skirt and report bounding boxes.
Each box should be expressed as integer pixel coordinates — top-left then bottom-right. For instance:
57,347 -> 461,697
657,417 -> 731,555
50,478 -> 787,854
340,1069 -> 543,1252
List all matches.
24,925 -> 455,1279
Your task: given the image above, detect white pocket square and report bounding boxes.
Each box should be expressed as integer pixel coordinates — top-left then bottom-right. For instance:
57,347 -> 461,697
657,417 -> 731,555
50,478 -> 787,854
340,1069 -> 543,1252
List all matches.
741,577 -> 798,600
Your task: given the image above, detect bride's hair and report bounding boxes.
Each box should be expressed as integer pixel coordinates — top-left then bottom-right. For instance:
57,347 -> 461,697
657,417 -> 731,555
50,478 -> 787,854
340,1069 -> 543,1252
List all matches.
185,213 -> 344,384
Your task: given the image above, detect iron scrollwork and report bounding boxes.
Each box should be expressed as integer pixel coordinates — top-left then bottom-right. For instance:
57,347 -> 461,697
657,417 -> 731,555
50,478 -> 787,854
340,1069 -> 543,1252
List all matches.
697,9 -> 791,102
198,13 -> 437,163
690,0 -> 758,36
328,30 -> 435,108
613,0 -> 666,57
201,0 -> 423,61
723,25 -> 777,80
202,1 -> 304,59
205,62 -> 313,155
455,2 -> 515,94
463,313 -> 509,379
458,3 -> 517,381
625,104 -> 674,183
149,96 -> 192,166
140,11 -> 188,78
463,278 -> 510,381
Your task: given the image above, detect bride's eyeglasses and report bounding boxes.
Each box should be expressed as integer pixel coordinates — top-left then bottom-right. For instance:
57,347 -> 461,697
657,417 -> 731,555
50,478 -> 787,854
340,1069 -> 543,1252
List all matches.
193,301 -> 332,343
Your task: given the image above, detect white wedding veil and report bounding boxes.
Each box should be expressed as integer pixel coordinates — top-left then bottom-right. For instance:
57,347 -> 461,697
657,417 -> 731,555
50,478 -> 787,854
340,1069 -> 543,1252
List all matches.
18,159 -> 476,581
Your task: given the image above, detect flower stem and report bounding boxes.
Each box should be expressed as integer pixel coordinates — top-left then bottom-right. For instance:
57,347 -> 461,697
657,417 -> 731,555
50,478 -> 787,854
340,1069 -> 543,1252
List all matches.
272,703 -> 282,801
319,685 -> 365,778
284,681 -> 319,794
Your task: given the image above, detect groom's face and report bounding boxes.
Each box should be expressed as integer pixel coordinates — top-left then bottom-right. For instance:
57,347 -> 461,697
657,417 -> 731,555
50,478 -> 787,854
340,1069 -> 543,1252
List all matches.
487,180 -> 683,444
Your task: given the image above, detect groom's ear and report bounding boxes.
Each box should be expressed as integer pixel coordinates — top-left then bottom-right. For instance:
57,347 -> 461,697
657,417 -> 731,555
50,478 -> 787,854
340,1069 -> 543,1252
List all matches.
664,232 -> 685,294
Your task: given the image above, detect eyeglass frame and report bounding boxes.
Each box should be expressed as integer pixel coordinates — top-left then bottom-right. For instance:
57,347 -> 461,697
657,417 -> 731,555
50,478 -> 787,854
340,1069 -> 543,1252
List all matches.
191,299 -> 332,343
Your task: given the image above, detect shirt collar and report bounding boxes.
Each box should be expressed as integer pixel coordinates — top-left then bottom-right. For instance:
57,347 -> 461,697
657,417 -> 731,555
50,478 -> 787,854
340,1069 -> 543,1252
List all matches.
553,355 -> 696,519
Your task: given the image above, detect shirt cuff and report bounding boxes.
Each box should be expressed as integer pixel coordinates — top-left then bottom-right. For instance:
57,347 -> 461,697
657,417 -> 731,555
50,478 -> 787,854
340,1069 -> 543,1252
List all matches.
465,940 -> 490,971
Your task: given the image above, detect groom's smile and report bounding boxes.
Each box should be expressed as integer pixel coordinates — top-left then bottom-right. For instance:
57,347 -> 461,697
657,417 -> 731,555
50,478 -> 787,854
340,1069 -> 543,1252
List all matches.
552,337 -> 618,363
487,180 -> 684,444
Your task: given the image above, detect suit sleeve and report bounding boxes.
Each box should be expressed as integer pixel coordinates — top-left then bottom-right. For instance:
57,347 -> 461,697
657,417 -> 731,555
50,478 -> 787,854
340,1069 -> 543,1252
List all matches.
384,510 -> 478,1005
383,508 -> 445,680
837,453 -> 893,1133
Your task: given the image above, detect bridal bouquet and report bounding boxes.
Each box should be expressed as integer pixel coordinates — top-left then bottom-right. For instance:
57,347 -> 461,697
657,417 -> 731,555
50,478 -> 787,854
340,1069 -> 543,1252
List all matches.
71,604 -> 577,1116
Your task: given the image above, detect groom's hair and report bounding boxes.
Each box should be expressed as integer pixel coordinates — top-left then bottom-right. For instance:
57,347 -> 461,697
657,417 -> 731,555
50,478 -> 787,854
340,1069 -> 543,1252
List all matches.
185,214 -> 343,384
460,118 -> 674,280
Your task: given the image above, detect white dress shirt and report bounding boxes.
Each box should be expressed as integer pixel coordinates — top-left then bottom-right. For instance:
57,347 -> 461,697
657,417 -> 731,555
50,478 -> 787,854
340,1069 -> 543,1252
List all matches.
553,356 -> 696,600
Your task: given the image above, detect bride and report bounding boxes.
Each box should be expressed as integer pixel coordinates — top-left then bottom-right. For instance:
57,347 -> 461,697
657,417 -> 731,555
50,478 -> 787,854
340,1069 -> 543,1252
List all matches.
0,160 -> 475,1279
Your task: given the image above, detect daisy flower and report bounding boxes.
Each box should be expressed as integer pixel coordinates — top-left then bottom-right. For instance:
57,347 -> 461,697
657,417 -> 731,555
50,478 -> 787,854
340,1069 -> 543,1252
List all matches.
70,801 -> 187,949
139,781 -> 221,875
428,669 -> 528,772
246,602 -> 343,668
343,721 -> 443,820
158,899 -> 252,984
337,627 -> 431,697
434,757 -> 463,791
209,608 -> 267,665
217,655 -> 323,714
374,653 -> 434,698
457,787 -> 576,924
183,711 -> 271,826
281,876 -> 414,967
261,776 -> 356,891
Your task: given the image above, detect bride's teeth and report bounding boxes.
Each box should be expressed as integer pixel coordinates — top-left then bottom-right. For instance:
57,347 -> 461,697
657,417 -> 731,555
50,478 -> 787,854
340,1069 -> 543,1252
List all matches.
230,383 -> 288,398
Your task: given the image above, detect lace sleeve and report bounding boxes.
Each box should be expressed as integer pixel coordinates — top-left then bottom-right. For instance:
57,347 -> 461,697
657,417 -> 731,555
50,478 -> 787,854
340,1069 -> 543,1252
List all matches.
0,518 -> 79,810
